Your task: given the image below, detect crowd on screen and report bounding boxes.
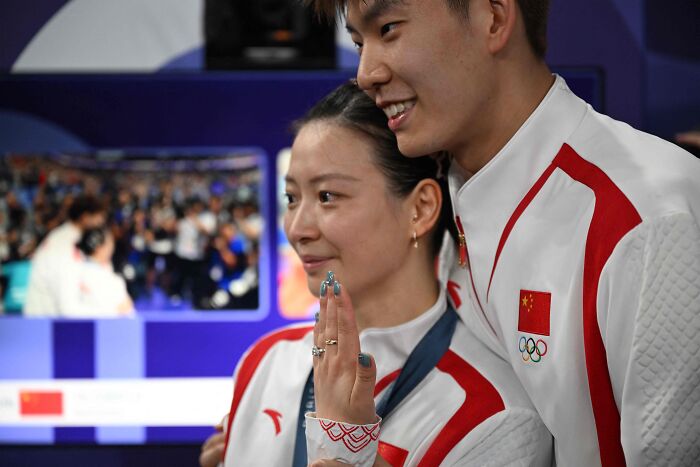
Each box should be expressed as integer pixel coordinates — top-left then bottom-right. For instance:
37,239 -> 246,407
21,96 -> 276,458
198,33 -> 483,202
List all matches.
0,155 -> 261,313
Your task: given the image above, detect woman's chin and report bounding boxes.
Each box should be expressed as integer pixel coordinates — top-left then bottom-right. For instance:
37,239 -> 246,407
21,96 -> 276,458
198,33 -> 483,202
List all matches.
306,279 -> 321,298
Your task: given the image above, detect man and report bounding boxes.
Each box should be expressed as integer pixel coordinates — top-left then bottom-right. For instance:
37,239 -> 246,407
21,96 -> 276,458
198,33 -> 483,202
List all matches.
306,1 -> 700,465
172,198 -> 217,307
24,194 -> 106,316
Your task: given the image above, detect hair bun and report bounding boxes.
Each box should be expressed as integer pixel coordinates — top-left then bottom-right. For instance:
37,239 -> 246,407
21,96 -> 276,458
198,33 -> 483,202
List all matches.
77,227 -> 107,256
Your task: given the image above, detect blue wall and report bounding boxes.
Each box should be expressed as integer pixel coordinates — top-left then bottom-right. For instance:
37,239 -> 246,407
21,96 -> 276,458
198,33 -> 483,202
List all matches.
547,0 -> 700,138
1,0 -> 697,142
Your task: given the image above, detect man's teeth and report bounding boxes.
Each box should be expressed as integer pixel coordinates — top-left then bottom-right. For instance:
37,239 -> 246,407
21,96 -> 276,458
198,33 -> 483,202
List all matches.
383,100 -> 415,119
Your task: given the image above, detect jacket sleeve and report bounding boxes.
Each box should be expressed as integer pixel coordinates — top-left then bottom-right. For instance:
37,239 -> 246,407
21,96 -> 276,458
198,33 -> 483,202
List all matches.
221,341 -> 254,466
305,413 -> 381,467
599,212 -> 700,466
443,408 -> 552,466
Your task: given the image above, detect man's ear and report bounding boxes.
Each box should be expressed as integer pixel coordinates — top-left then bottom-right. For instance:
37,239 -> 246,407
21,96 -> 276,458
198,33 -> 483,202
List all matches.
486,0 -> 518,55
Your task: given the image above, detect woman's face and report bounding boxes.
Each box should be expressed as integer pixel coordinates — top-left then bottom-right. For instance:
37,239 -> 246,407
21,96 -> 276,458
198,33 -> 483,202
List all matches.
284,121 -> 413,300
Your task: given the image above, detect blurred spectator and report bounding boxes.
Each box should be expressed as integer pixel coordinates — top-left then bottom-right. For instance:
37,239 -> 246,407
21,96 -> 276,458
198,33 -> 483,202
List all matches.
116,208 -> 149,300
208,194 -> 231,226
23,194 -> 106,316
70,226 -> 134,317
205,222 -> 251,309
171,198 -> 217,307
0,191 -> 37,263
0,210 -> 9,263
231,201 -> 262,242
144,197 -> 177,298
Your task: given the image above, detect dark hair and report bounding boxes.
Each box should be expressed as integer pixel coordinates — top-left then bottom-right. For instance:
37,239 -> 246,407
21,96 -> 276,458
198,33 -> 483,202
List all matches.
305,0 -> 550,58
514,0 -> 550,58
293,81 -> 456,255
76,226 -> 109,256
67,194 -> 105,222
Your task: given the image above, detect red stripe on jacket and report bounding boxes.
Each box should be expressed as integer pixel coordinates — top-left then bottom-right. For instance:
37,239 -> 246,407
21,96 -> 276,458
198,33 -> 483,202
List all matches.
223,325 -> 314,459
556,144 -> 640,466
486,143 -> 639,466
418,350 -> 505,466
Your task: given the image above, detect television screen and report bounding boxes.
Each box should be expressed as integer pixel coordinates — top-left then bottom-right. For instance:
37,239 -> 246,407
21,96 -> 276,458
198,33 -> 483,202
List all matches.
1,149 -> 266,317
0,148 -> 289,445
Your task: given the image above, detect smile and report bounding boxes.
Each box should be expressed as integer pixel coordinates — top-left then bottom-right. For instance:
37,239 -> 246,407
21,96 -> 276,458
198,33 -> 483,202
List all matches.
382,100 -> 415,119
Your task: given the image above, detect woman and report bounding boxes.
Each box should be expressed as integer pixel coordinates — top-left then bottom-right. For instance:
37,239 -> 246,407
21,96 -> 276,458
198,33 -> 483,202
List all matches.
31,226 -> 134,318
215,82 -> 551,466
72,226 -> 134,317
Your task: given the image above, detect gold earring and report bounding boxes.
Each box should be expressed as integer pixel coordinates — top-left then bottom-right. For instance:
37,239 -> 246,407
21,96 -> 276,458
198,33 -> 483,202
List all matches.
412,231 -> 418,248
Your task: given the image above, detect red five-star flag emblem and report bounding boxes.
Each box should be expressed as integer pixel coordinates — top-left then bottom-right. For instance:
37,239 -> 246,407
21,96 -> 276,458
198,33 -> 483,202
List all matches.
518,290 -> 551,336
20,390 -> 63,415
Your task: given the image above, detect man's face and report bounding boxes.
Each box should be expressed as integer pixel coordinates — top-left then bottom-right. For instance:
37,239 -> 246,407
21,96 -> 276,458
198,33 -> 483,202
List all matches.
346,0 -> 496,159
80,212 -> 106,230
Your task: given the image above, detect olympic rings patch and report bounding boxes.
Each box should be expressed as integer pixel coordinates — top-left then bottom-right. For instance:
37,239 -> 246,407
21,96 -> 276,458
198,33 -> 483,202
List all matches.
519,336 -> 548,363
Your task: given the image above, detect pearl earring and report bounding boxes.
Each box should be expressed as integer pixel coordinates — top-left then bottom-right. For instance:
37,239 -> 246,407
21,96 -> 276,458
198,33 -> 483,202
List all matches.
412,214 -> 419,248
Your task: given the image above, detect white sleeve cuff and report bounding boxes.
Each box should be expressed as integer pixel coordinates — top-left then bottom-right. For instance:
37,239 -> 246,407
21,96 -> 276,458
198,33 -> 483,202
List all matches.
305,412 -> 381,467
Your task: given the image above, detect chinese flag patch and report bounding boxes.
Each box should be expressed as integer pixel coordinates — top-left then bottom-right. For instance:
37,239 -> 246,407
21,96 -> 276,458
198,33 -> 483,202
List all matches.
20,390 -> 63,416
518,290 -> 551,336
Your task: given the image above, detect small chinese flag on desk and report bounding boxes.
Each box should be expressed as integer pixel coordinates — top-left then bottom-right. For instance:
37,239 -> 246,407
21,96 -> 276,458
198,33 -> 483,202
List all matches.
518,290 -> 551,336
20,390 -> 63,415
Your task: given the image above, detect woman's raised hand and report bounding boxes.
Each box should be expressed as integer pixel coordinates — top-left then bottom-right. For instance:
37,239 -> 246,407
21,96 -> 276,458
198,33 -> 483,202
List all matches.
312,272 -> 377,424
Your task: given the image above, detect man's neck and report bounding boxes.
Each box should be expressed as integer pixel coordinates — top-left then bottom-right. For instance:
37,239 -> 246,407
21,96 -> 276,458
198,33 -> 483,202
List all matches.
452,63 -> 554,175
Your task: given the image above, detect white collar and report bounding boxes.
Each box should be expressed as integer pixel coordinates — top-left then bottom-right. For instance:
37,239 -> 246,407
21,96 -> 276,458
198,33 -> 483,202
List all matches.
446,75 -> 588,296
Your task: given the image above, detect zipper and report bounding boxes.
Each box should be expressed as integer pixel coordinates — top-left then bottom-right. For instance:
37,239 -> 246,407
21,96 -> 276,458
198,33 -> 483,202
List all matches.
454,215 -> 499,338
455,216 -> 468,268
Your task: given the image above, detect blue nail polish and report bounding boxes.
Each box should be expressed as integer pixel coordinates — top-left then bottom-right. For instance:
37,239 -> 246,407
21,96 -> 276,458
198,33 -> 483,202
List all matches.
333,281 -> 341,297
358,353 -> 371,368
314,311 -> 320,322
326,271 -> 335,284
320,281 -> 327,297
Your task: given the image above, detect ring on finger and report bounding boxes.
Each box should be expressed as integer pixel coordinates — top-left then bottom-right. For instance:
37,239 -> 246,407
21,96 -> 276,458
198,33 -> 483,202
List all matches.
325,339 -> 338,346
311,345 -> 326,357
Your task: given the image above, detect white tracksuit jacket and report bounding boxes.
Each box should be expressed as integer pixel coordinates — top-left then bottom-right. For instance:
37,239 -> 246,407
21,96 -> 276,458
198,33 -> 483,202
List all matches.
222,290 -> 552,466
444,75 -> 700,466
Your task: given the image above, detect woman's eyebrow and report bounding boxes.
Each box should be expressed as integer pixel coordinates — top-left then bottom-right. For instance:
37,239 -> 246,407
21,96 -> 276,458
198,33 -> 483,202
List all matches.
284,173 -> 361,185
308,173 -> 361,184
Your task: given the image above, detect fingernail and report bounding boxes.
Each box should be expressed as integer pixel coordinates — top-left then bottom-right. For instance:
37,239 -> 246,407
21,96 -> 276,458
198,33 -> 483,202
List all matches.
358,353 -> 371,368
320,281 -> 327,297
326,271 -> 335,284
314,311 -> 319,322
333,280 -> 341,297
